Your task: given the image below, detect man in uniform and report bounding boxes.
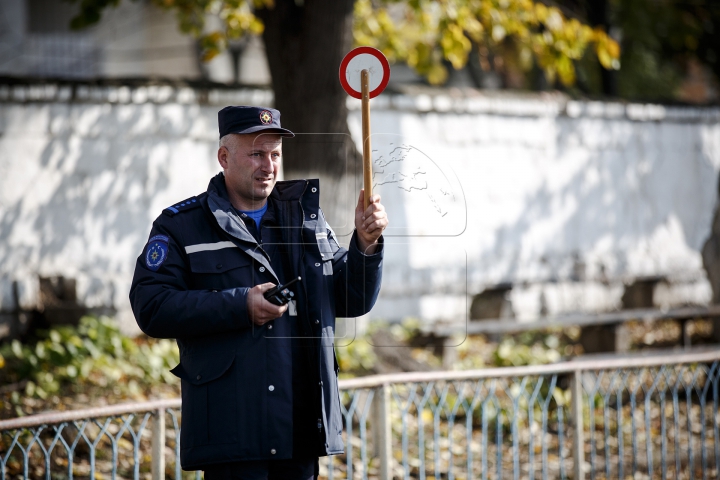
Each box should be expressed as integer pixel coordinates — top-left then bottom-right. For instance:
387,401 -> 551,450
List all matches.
129,106 -> 388,479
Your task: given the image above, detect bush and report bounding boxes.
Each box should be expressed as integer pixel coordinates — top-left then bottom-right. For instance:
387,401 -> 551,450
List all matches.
0,316 -> 179,404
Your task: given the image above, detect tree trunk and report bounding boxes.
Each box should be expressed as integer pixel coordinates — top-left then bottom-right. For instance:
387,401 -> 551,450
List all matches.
587,0 -> 617,96
702,179 -> 720,341
257,0 -> 361,227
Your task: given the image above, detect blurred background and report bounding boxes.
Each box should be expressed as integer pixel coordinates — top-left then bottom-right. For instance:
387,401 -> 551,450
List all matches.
1,0 -> 720,414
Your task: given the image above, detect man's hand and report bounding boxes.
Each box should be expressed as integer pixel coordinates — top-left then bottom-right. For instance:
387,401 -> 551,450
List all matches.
248,283 -> 288,325
355,189 -> 389,255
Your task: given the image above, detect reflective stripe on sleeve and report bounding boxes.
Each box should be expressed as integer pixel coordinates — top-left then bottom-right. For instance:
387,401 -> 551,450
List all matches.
185,241 -> 237,254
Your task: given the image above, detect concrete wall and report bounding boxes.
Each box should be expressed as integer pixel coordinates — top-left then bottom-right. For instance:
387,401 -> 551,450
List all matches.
1,82 -> 719,334
353,92 -> 720,324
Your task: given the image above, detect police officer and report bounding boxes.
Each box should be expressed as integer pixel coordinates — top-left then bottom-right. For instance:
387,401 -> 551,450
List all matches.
129,106 -> 387,479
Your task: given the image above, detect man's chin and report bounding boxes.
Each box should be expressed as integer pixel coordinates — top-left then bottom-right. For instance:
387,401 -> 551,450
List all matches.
254,186 -> 273,199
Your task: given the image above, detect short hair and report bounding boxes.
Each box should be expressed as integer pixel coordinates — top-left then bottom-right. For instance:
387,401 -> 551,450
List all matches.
219,134 -> 239,151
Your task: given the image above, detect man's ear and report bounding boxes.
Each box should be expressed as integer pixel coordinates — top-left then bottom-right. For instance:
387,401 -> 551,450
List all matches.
217,146 -> 229,169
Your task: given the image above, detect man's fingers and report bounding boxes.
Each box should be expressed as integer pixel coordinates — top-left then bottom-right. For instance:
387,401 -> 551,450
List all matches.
256,282 -> 277,293
252,302 -> 288,325
248,283 -> 289,325
357,191 -> 383,215
362,210 -> 387,227
356,189 -> 365,213
363,202 -> 384,218
259,305 -> 287,321
363,208 -> 386,219
363,219 -> 388,233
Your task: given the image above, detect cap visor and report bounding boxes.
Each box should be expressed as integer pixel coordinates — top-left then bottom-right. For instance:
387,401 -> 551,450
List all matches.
231,125 -> 295,138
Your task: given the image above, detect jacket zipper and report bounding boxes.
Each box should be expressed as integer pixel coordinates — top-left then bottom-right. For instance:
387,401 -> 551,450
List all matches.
298,181 -> 329,450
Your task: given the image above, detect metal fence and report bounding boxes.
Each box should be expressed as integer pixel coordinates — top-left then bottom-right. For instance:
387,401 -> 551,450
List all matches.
1,348 -> 719,479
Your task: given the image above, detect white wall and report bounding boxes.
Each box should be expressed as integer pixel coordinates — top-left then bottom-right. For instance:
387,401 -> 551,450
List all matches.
1,83 -> 719,333
346,93 -> 720,323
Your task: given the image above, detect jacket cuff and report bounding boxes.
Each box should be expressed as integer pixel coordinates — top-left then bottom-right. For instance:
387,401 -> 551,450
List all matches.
223,286 -> 252,328
350,231 -> 384,258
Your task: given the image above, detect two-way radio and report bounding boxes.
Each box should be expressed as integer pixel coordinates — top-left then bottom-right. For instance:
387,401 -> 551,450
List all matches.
263,276 -> 302,306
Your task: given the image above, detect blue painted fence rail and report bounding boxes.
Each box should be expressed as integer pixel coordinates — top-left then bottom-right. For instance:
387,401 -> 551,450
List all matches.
2,347 -> 720,479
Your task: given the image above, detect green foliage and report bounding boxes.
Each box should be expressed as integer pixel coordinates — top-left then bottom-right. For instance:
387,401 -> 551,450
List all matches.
335,338 -> 377,377
67,0 -> 124,30
493,333 -> 563,367
354,0 -> 619,86
64,0 -> 619,88
611,0 -> 705,100
0,316 -> 179,402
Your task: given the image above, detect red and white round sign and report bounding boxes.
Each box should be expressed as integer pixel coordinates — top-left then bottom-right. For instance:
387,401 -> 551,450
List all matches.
339,46 -> 390,99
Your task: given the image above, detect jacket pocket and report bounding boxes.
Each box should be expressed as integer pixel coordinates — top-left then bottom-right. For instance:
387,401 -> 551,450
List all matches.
171,351 -> 238,448
187,248 -> 253,290
188,248 -> 251,274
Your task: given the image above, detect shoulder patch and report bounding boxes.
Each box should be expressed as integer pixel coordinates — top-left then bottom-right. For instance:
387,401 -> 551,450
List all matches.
163,196 -> 202,216
145,235 -> 169,271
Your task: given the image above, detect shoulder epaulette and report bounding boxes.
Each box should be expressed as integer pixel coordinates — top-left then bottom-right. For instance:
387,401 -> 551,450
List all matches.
163,195 -> 202,216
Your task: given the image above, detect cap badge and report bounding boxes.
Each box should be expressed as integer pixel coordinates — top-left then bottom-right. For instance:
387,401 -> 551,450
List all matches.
259,110 -> 273,125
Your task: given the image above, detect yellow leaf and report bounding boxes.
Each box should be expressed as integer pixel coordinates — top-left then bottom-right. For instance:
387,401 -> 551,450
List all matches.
427,63 -> 448,85
492,24 -> 506,42
556,56 -> 575,86
201,49 -> 220,63
596,44 -> 613,69
607,38 -> 620,58
535,2 -> 548,22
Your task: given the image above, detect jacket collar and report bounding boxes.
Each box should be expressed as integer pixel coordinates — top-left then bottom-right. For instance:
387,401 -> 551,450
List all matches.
207,173 -> 257,245
206,173 -> 285,281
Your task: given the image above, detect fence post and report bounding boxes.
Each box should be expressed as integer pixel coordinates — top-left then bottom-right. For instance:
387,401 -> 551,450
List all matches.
571,370 -> 584,480
152,407 -> 165,480
372,383 -> 392,480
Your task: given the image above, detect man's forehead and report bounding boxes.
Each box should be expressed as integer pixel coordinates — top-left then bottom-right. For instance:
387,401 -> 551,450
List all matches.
242,133 -> 282,149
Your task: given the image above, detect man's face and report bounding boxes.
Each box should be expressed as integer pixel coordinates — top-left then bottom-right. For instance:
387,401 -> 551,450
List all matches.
218,132 -> 282,208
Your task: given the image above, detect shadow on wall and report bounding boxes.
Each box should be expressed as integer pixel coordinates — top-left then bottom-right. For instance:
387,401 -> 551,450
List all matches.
0,102 -> 220,334
481,118 -> 717,284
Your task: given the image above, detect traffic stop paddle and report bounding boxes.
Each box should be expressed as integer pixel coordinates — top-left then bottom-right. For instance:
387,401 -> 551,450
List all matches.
339,47 -> 390,209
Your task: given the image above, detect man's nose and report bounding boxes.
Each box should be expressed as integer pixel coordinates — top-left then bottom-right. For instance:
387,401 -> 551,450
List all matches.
260,154 -> 274,172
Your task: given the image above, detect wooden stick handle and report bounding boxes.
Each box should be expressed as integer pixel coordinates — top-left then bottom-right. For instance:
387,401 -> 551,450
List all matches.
361,69 -> 372,210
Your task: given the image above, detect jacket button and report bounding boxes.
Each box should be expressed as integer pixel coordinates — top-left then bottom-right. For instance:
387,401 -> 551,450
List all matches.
196,375 -> 201,380
311,187 -> 317,193
270,449 -> 276,455
315,263 -> 320,267
315,319 -> 319,325
268,385 -> 275,391
259,266 -> 266,272
267,324 -> 273,330
310,214 -> 316,219
216,264 -> 222,269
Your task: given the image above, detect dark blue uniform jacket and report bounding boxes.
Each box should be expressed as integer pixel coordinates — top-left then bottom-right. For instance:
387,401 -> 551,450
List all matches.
129,173 -> 383,470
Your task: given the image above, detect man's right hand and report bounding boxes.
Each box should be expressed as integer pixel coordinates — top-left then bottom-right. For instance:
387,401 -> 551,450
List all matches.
248,283 -> 288,325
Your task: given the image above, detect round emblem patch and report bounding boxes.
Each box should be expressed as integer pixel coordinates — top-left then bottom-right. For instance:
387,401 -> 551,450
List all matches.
259,110 -> 273,125
145,235 -> 169,271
